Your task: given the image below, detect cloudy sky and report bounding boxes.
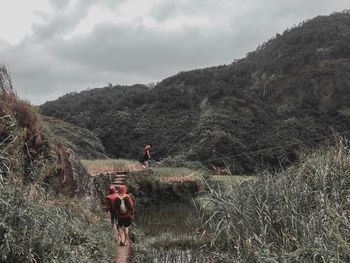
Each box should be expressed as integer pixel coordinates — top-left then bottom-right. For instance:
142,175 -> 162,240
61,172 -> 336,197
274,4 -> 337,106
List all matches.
0,0 -> 349,105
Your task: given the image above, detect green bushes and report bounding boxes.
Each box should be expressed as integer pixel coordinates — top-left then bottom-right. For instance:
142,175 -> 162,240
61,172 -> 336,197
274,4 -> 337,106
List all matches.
0,185 -> 114,263
205,138 -> 350,262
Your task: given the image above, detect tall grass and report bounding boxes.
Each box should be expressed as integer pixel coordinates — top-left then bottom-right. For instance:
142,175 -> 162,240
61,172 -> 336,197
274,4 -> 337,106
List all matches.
204,138 -> 350,262
0,185 -> 114,263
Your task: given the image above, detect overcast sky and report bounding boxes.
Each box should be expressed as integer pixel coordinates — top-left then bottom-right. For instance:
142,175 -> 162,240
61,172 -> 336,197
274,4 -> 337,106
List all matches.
0,0 -> 349,105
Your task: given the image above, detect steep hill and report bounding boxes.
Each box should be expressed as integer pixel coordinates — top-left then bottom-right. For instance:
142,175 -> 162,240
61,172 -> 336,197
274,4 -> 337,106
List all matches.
40,11 -> 350,173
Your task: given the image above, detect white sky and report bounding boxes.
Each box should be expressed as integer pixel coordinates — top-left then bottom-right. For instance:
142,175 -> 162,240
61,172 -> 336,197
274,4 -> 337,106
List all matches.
0,0 -> 349,105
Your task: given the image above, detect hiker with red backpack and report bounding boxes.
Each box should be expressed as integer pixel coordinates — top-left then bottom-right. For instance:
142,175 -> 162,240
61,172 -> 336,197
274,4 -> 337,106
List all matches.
114,185 -> 134,246
105,185 -> 120,240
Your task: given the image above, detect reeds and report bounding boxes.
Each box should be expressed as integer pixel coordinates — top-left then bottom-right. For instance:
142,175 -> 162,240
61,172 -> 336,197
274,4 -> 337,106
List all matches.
204,137 -> 350,262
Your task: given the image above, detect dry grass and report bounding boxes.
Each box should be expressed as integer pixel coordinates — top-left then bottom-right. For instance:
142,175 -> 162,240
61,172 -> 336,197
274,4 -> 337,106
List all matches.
81,158 -> 143,175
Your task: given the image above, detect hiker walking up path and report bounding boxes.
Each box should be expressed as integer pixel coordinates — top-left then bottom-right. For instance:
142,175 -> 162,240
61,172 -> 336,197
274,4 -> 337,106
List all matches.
115,185 -> 134,246
112,176 -> 134,263
143,144 -> 153,168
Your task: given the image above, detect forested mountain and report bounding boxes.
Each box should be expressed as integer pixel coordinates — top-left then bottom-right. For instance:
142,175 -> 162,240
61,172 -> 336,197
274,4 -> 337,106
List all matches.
41,11 -> 350,173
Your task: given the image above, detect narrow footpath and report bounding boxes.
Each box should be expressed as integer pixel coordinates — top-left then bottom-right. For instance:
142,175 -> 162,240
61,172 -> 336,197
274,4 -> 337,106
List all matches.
114,242 -> 131,263
112,171 -> 132,263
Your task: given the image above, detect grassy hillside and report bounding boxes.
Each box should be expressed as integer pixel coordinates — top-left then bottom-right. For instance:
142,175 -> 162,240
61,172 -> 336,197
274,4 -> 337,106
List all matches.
40,11 -> 350,173
0,67 -> 114,263
42,116 -> 108,159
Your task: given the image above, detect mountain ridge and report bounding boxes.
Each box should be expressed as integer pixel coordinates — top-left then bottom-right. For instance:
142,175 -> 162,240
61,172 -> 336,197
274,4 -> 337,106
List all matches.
40,11 -> 350,173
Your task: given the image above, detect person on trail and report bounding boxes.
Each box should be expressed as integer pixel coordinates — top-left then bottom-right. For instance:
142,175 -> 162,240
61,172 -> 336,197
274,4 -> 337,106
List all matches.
143,144 -> 153,168
114,185 -> 134,246
106,185 -> 118,227
105,185 -> 120,240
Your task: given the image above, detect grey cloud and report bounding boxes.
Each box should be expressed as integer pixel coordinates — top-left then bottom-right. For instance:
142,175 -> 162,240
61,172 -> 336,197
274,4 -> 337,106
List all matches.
150,0 -> 218,21
1,0 -> 349,105
49,0 -> 71,10
48,22 -> 240,76
32,0 -> 126,40
0,38 -> 9,50
32,0 -> 94,40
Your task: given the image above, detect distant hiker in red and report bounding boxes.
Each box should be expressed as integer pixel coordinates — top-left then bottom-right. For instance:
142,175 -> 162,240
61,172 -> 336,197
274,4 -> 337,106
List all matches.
143,144 -> 153,168
105,185 -> 119,240
114,185 -> 134,246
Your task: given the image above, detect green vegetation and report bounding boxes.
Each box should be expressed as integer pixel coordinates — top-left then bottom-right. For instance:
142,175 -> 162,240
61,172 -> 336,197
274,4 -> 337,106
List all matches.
131,202 -> 210,263
127,166 -> 205,207
151,167 -> 194,177
0,65 -> 55,183
42,116 -> 107,159
40,11 -> 350,173
0,185 -> 113,263
124,167 -> 209,262
0,67 -> 114,263
208,175 -> 255,192
3,10 -> 350,263
203,138 -> 350,262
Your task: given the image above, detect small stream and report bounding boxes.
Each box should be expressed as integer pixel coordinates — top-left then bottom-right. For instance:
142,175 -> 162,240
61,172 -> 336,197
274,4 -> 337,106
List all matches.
134,202 -> 214,262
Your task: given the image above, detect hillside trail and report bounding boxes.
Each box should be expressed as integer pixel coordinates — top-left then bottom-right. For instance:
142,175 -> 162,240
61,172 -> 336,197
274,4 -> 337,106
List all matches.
112,171 -> 132,263
95,165 -> 198,263
113,239 -> 131,263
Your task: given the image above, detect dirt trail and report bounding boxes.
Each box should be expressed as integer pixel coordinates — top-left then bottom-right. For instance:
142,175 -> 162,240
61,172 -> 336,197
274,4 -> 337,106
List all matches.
113,242 -> 131,263
98,169 -> 132,263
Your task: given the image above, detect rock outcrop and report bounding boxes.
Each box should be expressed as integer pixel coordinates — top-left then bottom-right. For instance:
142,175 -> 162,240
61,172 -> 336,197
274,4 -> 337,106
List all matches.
56,145 -> 100,210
